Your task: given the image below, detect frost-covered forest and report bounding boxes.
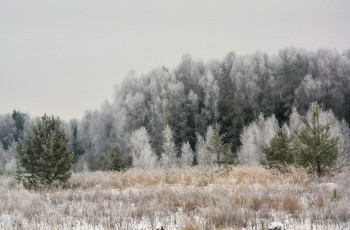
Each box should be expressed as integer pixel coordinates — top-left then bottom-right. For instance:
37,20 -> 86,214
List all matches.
1,47 -> 350,172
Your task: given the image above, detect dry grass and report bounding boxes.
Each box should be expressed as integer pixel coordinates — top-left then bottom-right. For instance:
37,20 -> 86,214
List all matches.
1,165 -> 349,229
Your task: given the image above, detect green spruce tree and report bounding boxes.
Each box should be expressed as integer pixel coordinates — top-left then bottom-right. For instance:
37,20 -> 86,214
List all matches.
96,143 -> 129,171
207,123 -> 232,163
16,115 -> 77,189
295,102 -> 339,176
262,125 -> 295,168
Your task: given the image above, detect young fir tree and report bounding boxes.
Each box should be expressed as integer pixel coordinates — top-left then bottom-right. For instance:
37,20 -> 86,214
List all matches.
295,102 -> 339,176
16,115 -> 77,188
96,143 -> 129,171
262,125 -> 295,168
207,123 -> 231,163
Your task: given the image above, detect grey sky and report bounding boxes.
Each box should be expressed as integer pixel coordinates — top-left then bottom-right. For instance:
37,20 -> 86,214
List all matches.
1,0 -> 349,121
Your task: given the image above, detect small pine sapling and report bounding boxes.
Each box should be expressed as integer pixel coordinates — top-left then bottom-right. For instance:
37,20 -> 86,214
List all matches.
16,115 -> 78,189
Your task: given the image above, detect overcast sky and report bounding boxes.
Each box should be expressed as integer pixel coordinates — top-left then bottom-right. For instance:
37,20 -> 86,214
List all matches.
1,0 -> 349,121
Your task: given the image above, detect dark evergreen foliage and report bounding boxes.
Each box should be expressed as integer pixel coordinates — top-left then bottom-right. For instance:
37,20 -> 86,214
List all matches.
295,103 -> 339,176
69,119 -> 84,155
12,110 -> 27,142
16,115 -> 77,189
96,144 -> 129,171
262,126 -> 295,168
207,123 -> 232,162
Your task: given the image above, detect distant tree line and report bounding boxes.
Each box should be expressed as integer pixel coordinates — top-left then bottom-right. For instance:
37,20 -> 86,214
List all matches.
1,47 -> 350,174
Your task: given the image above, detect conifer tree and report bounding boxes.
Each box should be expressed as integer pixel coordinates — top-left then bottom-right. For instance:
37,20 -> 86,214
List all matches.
262,125 -> 295,168
16,115 -> 77,188
295,102 -> 339,176
96,143 -> 129,171
12,110 -> 27,142
207,123 -> 231,163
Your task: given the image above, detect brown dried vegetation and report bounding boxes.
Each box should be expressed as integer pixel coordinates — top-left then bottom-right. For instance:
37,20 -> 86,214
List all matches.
0,165 -> 349,229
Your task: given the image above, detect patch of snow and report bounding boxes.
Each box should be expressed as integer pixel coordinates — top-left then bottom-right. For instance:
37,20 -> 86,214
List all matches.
268,222 -> 284,230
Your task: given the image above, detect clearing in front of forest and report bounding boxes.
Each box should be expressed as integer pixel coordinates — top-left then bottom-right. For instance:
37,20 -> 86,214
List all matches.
1,165 -> 349,229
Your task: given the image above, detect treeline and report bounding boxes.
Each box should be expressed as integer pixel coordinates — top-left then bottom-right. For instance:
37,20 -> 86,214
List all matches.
1,47 -> 350,171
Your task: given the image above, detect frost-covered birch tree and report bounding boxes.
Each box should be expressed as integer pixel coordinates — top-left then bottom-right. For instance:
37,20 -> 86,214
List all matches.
0,143 -> 16,173
180,141 -> 194,167
196,125 -> 216,165
130,127 -> 157,169
159,125 -> 177,168
237,114 -> 279,165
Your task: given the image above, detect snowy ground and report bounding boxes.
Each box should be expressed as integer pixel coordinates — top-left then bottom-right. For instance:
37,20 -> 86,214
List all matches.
1,166 -> 350,229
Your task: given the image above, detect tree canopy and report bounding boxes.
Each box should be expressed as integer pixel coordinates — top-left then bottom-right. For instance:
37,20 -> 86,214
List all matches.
16,115 -> 77,188
295,103 -> 339,175
1,48 -> 349,173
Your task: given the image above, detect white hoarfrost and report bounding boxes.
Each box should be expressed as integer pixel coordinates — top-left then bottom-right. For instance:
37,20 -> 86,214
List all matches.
237,114 -> 279,165
196,125 -> 216,165
0,144 -> 16,173
313,107 -> 350,167
289,107 -> 301,132
159,125 -> 177,168
130,127 -> 157,169
268,222 -> 284,230
292,105 -> 350,168
180,141 -> 194,167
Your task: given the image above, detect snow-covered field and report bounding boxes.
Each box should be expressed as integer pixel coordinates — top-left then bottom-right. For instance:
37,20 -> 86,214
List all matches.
1,166 -> 349,230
